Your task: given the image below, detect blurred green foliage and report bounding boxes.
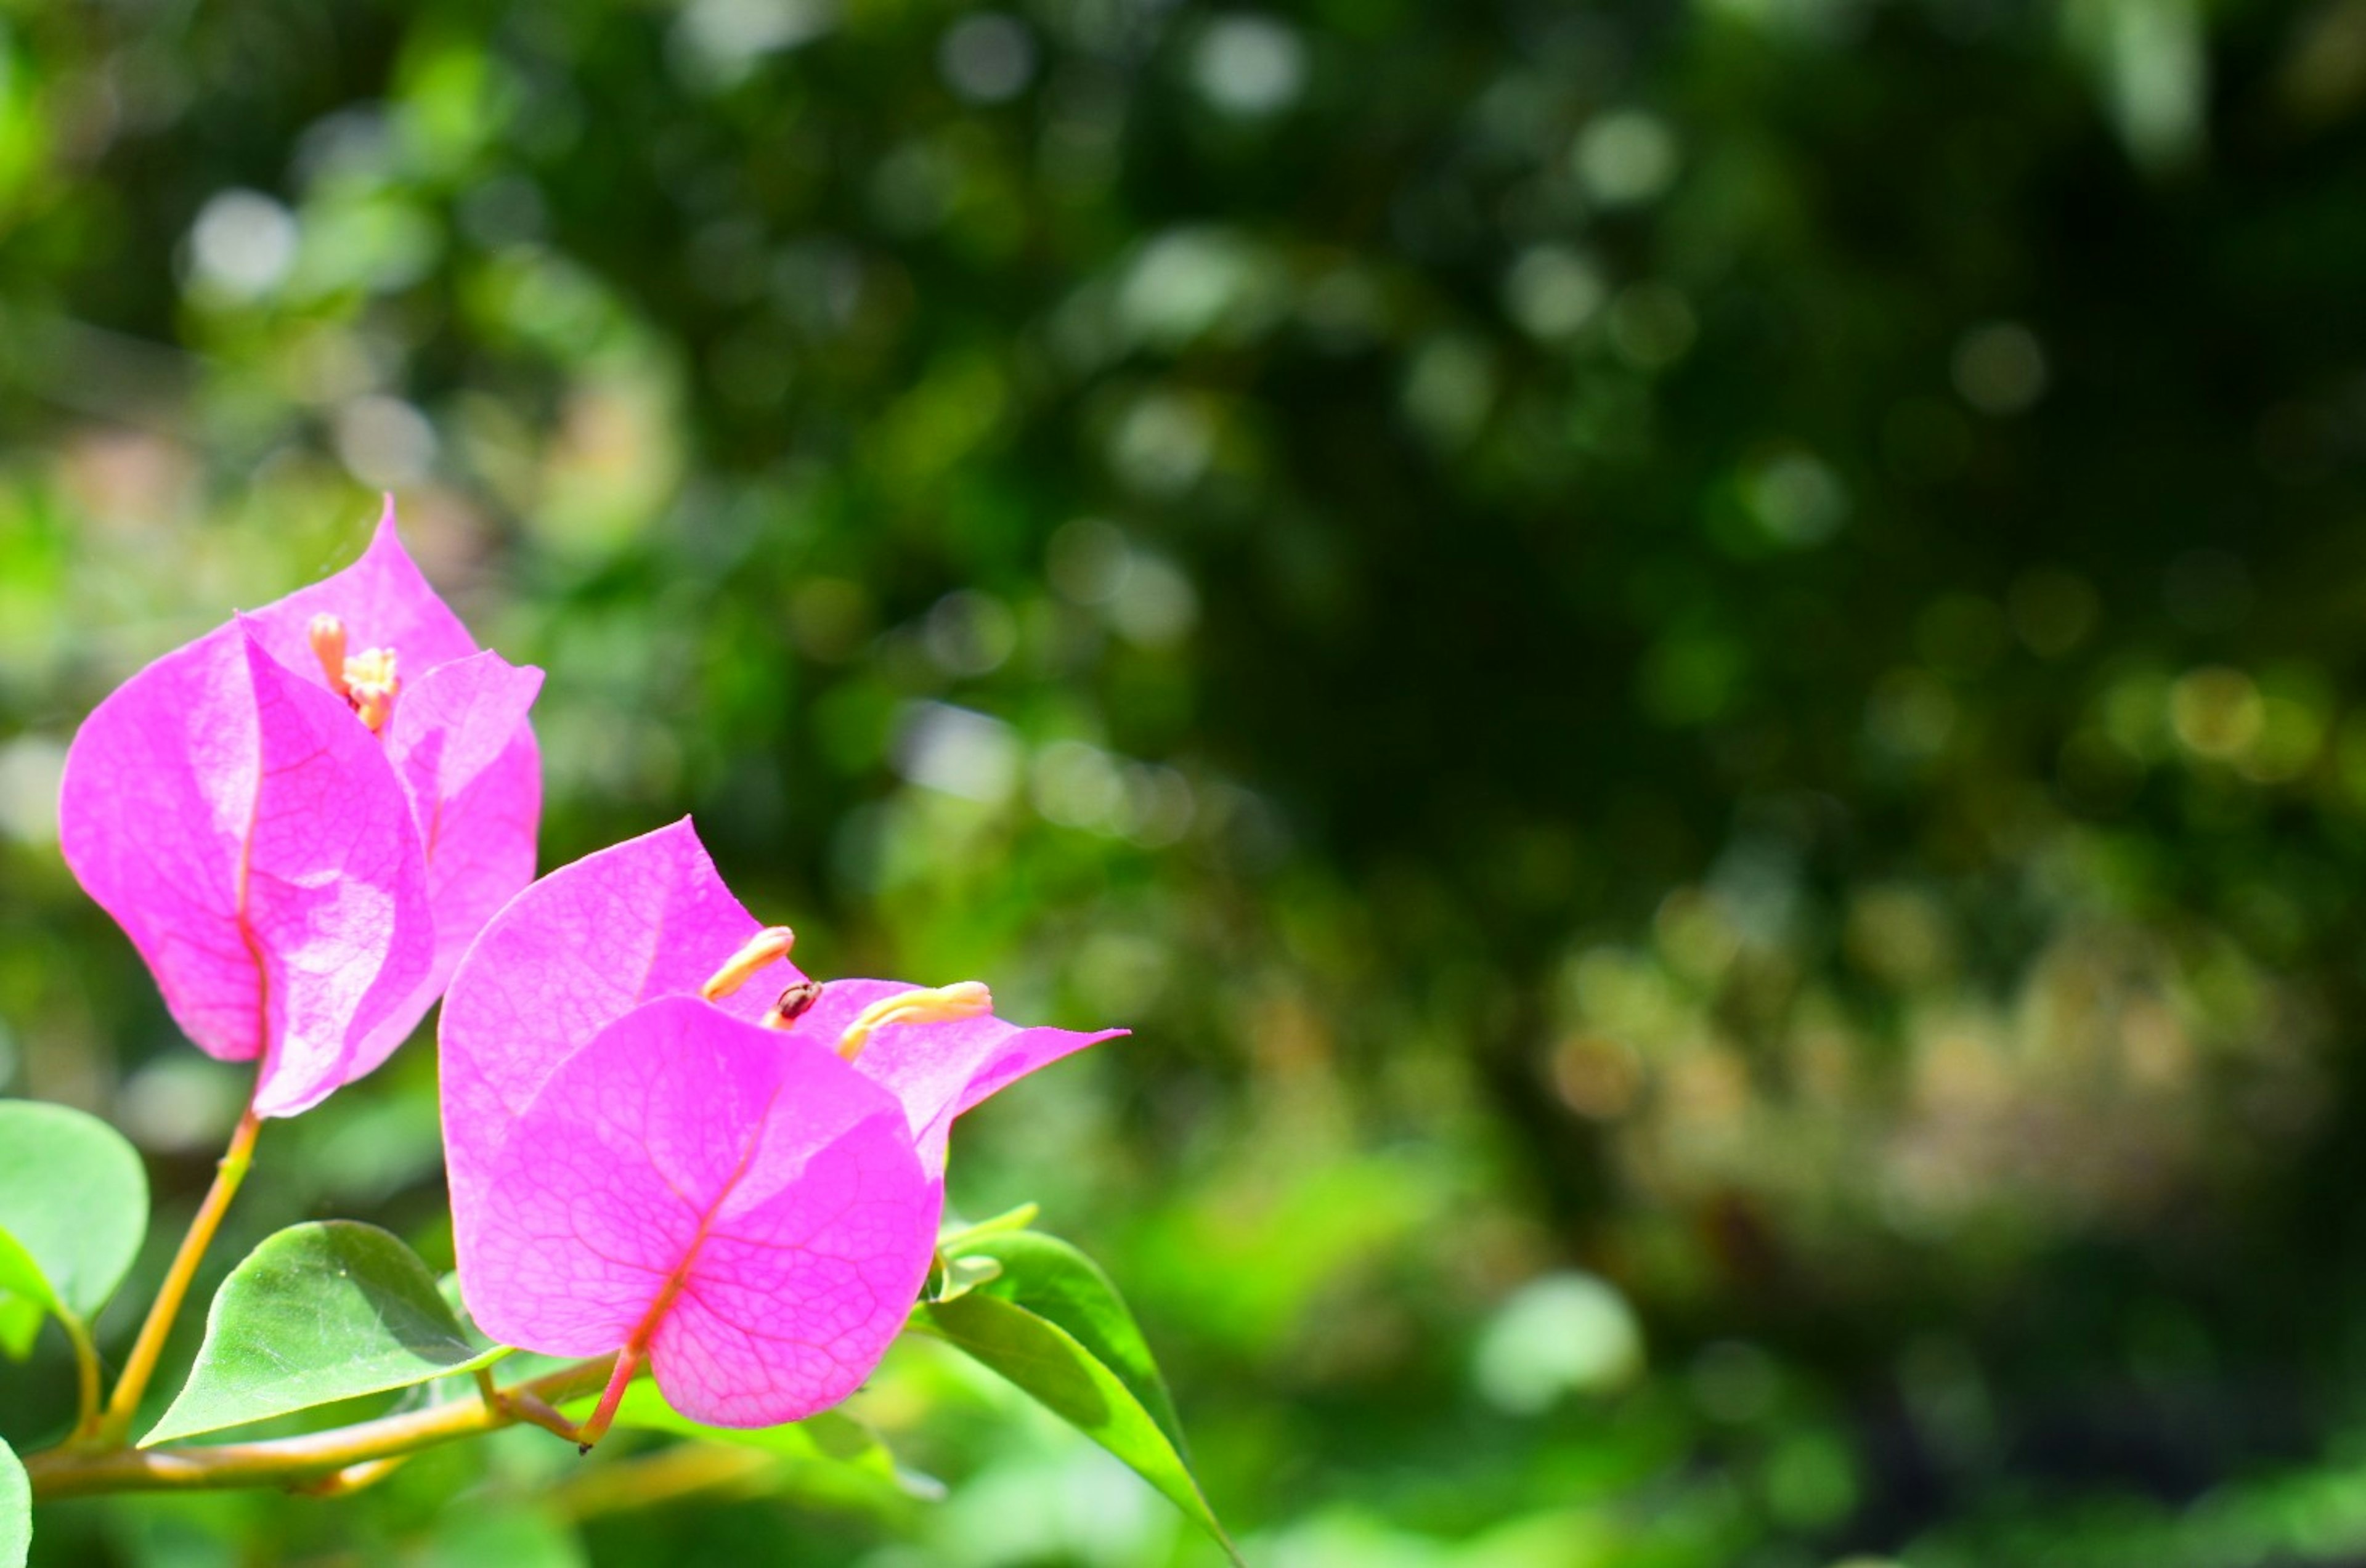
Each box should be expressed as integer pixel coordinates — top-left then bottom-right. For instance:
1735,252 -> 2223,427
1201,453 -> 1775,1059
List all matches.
5,0 -> 2366,1561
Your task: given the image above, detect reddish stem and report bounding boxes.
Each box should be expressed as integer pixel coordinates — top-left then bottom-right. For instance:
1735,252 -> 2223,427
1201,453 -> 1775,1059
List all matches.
573,1342 -> 646,1452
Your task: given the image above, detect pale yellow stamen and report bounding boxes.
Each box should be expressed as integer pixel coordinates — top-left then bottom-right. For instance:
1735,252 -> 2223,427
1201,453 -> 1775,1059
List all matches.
699,927 -> 798,1001
308,612 -> 402,732
343,647 -> 400,733
308,614 -> 350,697
835,982 -> 992,1062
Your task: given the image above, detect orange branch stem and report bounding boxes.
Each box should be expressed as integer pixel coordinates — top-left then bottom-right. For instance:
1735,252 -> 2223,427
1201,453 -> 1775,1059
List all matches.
30,1356 -> 618,1499
95,1107 -> 263,1445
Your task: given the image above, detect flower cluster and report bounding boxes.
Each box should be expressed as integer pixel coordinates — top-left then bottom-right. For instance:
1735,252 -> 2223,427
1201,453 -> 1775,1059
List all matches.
58,506 -> 1118,1430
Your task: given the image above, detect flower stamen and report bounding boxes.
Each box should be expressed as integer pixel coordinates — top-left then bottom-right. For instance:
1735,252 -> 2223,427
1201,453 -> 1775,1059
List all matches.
345,648 -> 400,733
835,982 -> 992,1062
761,981 -> 824,1030
307,614 -> 401,732
307,614 -> 350,697
699,927 -> 798,1001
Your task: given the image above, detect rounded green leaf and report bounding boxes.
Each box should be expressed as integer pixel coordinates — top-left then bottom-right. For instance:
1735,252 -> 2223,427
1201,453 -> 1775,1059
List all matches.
0,1100 -> 148,1322
0,1434 -> 26,1568
143,1221 -> 508,1447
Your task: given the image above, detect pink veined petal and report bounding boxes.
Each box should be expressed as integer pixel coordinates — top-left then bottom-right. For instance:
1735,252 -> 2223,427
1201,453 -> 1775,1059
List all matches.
238,497 -> 481,686
60,629 -> 275,1062
439,818 -> 801,1245
784,981 -> 1126,1180
382,650 -> 543,996
60,625 -> 435,1117
401,725 -> 540,1025
373,606 -> 544,1033
234,631 -> 437,1118
383,650 -> 543,836
461,996 -> 937,1428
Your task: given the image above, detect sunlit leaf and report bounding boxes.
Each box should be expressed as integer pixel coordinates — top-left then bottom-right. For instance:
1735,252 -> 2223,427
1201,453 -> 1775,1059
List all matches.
144,1221 -> 508,1446
925,1252 -> 1003,1303
937,1201 -> 1039,1251
0,1231 -> 50,1317
0,1434 -> 26,1568
942,1228 -> 1187,1450
0,1294 -> 39,1362
0,1100 -> 147,1322
914,1240 -> 1238,1564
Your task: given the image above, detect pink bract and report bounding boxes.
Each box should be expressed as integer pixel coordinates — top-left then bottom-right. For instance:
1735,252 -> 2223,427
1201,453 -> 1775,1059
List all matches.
464,996 -> 937,1428
57,500 -> 542,1117
440,817 -> 1123,1412
441,817 -> 1121,1226
436,818 -> 791,1257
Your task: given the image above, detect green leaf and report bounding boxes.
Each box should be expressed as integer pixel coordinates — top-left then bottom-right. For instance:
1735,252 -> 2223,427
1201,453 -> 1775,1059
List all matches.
143,1221 -> 508,1446
560,1380 -> 941,1506
916,1246 -> 1238,1564
937,1201 -> 1039,1250
0,1231 -> 52,1317
0,1294 -> 40,1362
0,1227 -> 52,1360
0,1100 -> 148,1322
925,1252 -> 1002,1303
942,1229 -> 1187,1451
0,1434 -> 26,1568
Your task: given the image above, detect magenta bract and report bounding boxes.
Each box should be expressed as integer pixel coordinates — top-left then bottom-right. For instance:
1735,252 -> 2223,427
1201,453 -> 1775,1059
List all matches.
436,818 -> 791,1246
439,816 -> 1123,1423
58,500 -> 542,1117
466,996 -> 936,1427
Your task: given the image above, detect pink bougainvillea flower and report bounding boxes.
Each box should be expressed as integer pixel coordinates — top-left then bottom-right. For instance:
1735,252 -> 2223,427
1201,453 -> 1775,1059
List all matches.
439,816 -> 1121,1429
59,500 -> 542,1117
465,996 -> 937,1431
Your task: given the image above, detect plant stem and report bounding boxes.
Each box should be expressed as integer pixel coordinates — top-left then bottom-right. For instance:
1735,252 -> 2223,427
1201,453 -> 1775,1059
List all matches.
571,1342 -> 645,1452
96,1107 -> 263,1444
60,1314 -> 103,1443
290,1455 -> 410,1498
28,1357 -> 618,1499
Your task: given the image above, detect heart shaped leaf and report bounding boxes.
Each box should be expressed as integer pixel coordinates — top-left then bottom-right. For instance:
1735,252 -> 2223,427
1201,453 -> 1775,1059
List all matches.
0,1100 -> 148,1323
916,1232 -> 1237,1564
144,1221 -> 507,1446
0,1434 -> 26,1568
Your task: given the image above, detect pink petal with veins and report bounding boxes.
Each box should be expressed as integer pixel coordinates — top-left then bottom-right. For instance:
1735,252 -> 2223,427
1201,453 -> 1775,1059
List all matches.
782,980 -> 1126,1180
60,627 -> 435,1118
462,996 -> 936,1427
440,819 -> 800,1246
60,631 -> 272,1062
402,726 -> 540,1026
384,650 -> 543,828
381,649 -> 543,1001
237,497 -> 480,686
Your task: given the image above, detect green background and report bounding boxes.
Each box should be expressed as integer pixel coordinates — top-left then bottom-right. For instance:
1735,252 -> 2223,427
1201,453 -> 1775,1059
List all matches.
3,0 -> 2365,1561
